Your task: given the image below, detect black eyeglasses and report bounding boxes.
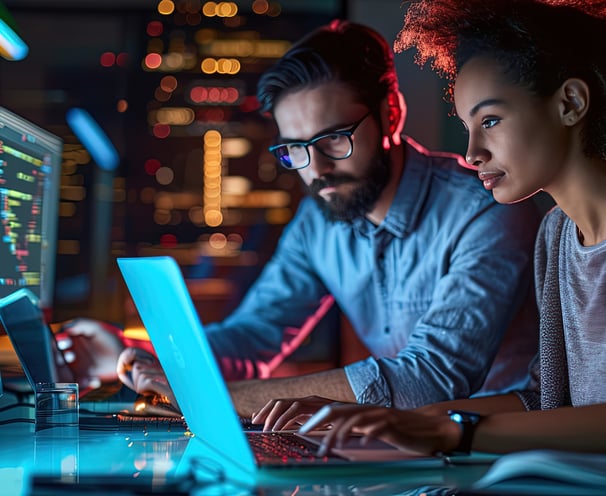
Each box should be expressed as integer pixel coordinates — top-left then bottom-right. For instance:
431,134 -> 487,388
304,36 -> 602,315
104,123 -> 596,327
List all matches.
268,111 -> 372,170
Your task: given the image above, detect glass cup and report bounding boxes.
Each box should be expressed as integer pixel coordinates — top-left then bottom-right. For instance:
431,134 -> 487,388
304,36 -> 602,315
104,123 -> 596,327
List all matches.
35,382 -> 79,435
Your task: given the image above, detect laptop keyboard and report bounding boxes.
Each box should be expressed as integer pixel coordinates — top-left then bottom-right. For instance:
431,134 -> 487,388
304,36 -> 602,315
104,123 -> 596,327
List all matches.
116,414 -> 188,431
80,413 -> 188,432
247,432 -> 339,464
80,411 -> 261,433
240,416 -> 263,431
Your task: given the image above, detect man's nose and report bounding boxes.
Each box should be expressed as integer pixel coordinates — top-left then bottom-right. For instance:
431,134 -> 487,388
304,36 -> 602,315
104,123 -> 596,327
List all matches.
307,147 -> 335,178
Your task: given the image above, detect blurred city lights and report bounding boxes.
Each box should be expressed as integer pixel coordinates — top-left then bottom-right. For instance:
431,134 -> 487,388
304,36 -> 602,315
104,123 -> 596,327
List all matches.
202,2 -> 238,17
100,52 -> 116,67
144,52 -> 163,69
147,20 -> 164,37
204,130 -> 223,227
155,166 -> 174,185
157,0 -> 175,16
144,158 -> 162,176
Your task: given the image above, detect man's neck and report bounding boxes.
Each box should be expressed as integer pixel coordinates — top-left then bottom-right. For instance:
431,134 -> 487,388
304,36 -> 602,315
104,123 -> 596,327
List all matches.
366,142 -> 405,225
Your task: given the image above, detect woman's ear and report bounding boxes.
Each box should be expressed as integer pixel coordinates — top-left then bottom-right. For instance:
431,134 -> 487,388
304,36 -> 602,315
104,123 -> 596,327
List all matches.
559,78 -> 590,126
381,90 -> 406,148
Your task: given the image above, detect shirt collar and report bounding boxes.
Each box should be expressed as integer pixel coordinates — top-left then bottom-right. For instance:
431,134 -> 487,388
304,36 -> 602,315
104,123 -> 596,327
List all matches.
352,136 -> 432,237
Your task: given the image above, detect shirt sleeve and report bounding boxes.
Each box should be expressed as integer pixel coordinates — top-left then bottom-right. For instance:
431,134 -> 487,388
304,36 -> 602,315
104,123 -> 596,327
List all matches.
512,211 -> 552,412
345,198 -> 540,408
514,354 -> 541,410
205,199 -> 333,380
513,206 -> 568,411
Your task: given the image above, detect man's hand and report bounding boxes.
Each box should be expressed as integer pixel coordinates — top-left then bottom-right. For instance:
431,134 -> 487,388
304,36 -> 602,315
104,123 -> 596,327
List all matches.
251,395 -> 344,431
228,368 -> 356,419
56,318 -> 125,395
116,347 -> 179,412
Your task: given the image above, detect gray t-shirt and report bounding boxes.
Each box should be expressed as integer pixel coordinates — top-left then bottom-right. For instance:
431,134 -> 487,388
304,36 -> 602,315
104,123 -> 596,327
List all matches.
561,215 -> 606,406
516,207 -> 606,411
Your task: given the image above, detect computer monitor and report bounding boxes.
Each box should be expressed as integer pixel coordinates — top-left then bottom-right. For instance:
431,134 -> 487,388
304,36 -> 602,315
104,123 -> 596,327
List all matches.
0,106 -> 62,317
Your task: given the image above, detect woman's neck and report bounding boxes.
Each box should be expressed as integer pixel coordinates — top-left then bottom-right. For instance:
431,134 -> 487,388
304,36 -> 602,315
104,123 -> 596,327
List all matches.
548,157 -> 606,246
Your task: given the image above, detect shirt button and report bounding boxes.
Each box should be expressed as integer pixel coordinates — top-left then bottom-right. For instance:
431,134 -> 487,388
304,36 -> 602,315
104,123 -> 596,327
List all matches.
384,326 -> 390,334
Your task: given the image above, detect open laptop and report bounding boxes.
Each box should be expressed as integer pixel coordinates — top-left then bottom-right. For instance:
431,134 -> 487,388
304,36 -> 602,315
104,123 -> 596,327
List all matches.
117,256 -> 445,480
0,289 -> 75,389
0,287 -> 188,432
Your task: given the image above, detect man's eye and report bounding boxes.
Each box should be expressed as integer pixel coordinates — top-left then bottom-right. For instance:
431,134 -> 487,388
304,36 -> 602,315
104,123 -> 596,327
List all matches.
482,117 -> 500,129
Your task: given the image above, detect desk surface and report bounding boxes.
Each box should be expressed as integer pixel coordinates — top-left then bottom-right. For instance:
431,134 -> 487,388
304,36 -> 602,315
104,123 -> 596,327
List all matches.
1,422 -> 497,496
0,391 -> 491,496
1,393 -> 605,496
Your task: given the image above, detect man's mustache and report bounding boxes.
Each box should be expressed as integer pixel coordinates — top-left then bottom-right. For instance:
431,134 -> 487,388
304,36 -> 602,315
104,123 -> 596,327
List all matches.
309,174 -> 356,195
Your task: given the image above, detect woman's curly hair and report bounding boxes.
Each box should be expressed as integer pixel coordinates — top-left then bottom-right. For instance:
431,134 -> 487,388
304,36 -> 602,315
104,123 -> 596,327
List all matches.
395,0 -> 606,159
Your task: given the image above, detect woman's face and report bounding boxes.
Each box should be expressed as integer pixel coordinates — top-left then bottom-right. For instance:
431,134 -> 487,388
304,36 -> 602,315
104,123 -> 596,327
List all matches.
454,56 -> 568,204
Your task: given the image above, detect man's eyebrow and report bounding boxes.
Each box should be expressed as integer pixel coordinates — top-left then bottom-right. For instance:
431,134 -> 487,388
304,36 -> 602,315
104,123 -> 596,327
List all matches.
469,98 -> 506,117
277,120 -> 354,143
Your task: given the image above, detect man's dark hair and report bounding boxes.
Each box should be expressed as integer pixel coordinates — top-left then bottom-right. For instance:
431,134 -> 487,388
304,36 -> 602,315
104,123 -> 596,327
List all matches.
256,19 -> 399,116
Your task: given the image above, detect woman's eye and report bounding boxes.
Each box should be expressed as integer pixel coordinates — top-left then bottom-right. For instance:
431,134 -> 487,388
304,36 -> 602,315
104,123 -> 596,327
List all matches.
482,117 -> 500,129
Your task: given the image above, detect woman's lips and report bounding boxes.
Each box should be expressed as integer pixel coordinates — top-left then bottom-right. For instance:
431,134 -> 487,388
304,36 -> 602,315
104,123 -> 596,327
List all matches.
478,171 -> 505,190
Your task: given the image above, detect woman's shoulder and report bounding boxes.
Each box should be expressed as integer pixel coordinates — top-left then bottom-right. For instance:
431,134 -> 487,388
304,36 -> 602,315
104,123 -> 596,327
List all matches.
539,205 -> 568,235
536,205 -> 578,258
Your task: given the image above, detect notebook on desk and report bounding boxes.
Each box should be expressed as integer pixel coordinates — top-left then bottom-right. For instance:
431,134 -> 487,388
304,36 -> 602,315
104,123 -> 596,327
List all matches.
117,255 -> 444,476
0,287 -> 188,432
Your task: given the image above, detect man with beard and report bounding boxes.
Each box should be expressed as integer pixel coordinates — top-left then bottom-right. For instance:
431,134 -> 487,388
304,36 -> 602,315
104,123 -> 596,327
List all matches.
68,20 -> 541,426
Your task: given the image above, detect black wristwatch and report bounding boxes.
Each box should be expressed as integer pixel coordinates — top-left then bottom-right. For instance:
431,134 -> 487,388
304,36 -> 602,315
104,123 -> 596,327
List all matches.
446,409 -> 482,455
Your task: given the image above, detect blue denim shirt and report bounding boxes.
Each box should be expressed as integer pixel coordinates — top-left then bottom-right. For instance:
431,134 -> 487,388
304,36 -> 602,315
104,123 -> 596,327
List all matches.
206,137 -> 540,409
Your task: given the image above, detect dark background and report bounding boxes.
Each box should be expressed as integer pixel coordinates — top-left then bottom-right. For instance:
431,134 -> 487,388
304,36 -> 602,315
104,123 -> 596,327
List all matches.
0,0 -> 472,370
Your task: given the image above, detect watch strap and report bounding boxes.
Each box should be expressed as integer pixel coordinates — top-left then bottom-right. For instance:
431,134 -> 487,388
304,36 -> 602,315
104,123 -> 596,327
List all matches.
446,409 -> 481,455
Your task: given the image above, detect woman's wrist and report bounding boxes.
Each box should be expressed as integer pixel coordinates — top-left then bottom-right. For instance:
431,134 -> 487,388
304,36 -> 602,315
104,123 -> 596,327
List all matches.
438,414 -> 465,455
443,410 -> 482,455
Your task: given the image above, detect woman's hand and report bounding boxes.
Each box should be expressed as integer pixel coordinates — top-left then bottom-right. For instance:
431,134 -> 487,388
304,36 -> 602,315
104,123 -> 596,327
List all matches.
298,403 -> 461,457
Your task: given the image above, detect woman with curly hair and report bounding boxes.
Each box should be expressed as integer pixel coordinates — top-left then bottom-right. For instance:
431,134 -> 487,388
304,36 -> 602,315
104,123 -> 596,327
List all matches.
296,0 -> 606,456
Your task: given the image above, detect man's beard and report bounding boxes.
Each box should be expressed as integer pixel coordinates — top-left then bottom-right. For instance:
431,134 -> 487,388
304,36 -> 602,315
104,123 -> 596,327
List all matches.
307,149 -> 391,223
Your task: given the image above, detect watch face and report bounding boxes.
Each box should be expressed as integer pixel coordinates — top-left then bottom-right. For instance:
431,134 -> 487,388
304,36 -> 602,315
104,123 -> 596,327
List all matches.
448,410 -> 481,424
